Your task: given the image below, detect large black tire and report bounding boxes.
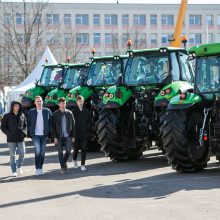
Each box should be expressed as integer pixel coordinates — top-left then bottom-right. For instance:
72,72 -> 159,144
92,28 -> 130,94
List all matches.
97,108 -> 145,161
163,110 -> 209,173
155,110 -> 166,154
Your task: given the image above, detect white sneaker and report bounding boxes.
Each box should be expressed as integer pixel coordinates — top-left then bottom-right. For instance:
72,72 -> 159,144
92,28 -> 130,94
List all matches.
17,168 -> 23,175
81,165 -> 87,171
73,160 -> 78,169
35,169 -> 40,176
12,172 -> 17,177
39,169 -> 44,175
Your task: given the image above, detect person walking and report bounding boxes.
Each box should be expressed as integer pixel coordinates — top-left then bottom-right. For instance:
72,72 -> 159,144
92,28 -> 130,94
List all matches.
27,96 -> 52,176
1,101 -> 27,177
72,95 -> 91,171
52,97 -> 75,174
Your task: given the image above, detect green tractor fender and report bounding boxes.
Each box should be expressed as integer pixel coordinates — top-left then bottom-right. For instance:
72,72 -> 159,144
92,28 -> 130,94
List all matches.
154,81 -> 193,107
100,85 -> 133,109
66,86 -> 93,106
21,86 -> 46,108
167,92 -> 202,110
44,88 -> 68,107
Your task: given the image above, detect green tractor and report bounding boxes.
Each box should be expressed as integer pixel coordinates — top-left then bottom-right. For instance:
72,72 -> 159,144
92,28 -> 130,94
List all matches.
97,47 -> 194,161
163,42 -> 220,172
21,64 -> 66,114
66,55 -> 128,150
44,63 -> 90,112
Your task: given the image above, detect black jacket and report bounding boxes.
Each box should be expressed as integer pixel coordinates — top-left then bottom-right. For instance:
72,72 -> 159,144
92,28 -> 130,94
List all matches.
72,107 -> 91,139
1,101 -> 27,142
27,108 -> 52,138
52,109 -> 75,139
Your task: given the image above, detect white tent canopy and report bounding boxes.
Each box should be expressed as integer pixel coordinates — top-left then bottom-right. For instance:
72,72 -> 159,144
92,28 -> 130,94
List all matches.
6,46 -> 57,112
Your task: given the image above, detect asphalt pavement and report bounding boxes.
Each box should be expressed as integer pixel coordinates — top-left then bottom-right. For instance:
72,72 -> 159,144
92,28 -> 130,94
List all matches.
1,131 -> 220,220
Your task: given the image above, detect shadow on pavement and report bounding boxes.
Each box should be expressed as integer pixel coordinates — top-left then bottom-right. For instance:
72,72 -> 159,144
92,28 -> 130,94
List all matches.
1,162 -> 220,208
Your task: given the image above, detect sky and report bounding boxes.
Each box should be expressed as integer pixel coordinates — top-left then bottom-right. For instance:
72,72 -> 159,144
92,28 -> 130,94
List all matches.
47,0 -> 220,4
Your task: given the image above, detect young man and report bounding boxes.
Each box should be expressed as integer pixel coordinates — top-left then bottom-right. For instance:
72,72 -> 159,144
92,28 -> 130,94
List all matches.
52,97 -> 75,174
27,96 -> 52,176
72,95 -> 91,171
1,101 -> 27,177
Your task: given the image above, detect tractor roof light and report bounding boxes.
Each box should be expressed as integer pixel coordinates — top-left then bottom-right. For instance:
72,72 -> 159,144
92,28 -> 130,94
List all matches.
159,48 -> 168,53
67,56 -> 70,63
91,48 -> 96,57
114,56 -> 120,60
181,35 -> 187,44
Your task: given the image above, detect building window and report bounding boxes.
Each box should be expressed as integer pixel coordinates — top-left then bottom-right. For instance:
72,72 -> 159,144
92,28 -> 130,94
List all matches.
47,33 -> 60,44
208,33 -> 214,43
105,33 -> 113,44
105,14 -> 117,25
76,33 -> 89,44
207,15 -> 213,26
76,14 -> 89,25
189,15 -> 201,25
4,13 -> 11,25
94,33 -> 101,45
216,33 -> 220,42
122,14 -> 129,26
150,33 -> 157,44
133,15 -> 146,26
133,33 -> 146,45
189,33 -> 201,44
64,33 -> 72,44
161,34 -> 173,44
46,14 -> 60,25
34,14 -> 41,25
64,14 -> 71,25
217,16 -> 220,26
16,13 -> 23,25
150,15 -> 157,25
161,15 -> 174,26
93,14 -> 100,26
121,33 -> 129,44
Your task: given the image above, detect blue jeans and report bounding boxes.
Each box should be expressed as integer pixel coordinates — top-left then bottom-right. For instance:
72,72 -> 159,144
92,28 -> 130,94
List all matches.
33,135 -> 47,169
56,137 -> 72,168
8,142 -> 25,172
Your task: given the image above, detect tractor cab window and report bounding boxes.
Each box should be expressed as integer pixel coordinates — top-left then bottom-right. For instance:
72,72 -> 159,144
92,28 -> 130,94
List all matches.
40,67 -> 63,86
179,52 -> 194,83
196,56 -> 220,93
86,60 -> 121,86
63,67 -> 88,89
125,54 -> 169,85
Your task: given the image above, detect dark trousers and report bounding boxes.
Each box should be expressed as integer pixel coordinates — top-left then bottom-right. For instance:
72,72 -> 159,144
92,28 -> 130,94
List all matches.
56,137 -> 72,168
72,138 -> 87,165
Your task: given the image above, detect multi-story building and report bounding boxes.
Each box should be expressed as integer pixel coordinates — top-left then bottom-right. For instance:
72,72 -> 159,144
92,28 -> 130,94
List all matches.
1,2 -> 220,85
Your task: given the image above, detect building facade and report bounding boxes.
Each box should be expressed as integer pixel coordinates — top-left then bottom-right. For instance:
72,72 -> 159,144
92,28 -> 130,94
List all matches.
1,2 -> 220,85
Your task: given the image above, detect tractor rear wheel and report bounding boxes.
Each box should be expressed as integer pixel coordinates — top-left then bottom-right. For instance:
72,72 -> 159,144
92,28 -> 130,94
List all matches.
163,110 -> 209,172
97,108 -> 145,161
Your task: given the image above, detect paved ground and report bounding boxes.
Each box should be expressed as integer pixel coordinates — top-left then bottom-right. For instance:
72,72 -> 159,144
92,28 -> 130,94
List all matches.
1,131 -> 220,220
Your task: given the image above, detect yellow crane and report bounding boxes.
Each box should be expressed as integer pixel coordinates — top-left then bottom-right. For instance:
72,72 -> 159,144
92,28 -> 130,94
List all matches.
170,0 -> 188,47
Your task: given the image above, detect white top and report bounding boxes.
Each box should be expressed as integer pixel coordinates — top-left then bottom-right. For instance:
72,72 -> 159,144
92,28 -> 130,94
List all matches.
35,109 -> 44,135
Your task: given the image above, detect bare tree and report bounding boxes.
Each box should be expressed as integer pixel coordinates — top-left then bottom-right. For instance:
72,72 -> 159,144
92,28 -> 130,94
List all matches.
60,26 -> 85,63
0,0 -> 49,85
